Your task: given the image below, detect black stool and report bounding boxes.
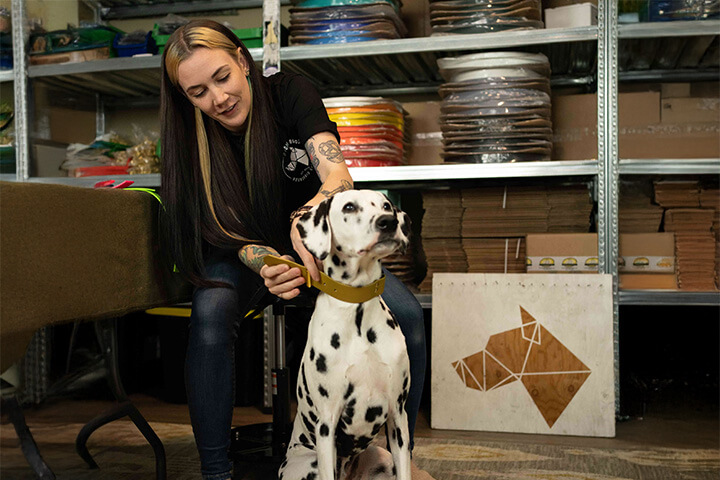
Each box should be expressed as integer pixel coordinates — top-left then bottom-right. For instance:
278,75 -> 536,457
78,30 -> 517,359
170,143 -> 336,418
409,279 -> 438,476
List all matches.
230,295 -> 314,479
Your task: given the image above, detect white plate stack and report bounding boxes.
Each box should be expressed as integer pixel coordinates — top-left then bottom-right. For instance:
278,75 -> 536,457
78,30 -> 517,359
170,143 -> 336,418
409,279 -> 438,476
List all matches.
429,0 -> 543,36
437,51 -> 553,163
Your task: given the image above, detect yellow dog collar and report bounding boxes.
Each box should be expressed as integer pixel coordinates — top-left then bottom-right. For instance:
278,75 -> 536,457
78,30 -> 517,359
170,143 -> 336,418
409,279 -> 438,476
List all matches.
263,255 -> 385,304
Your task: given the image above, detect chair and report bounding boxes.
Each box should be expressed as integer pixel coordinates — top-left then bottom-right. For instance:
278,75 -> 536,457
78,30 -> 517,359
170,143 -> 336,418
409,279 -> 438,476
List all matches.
0,181 -> 189,479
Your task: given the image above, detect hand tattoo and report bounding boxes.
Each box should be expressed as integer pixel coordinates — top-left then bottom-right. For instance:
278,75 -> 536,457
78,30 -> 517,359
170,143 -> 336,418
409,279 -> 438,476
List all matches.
318,140 -> 344,163
320,179 -> 352,198
239,244 -> 279,274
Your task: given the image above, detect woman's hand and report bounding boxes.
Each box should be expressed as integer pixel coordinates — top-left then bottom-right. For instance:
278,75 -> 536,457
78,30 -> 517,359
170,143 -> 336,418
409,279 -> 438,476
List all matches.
290,216 -> 322,282
259,254 -> 307,300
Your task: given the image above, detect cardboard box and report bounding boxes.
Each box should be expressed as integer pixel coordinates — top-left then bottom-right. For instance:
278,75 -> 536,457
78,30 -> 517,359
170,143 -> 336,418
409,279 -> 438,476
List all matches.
403,101 -> 443,166
661,83 -> 691,99
661,97 -> 720,124
543,0 -> 597,8
526,233 -> 598,273
32,140 -> 68,177
619,274 -> 678,290
545,3 -> 598,28
401,0 -> 431,38
619,233 -> 675,273
552,92 -> 719,160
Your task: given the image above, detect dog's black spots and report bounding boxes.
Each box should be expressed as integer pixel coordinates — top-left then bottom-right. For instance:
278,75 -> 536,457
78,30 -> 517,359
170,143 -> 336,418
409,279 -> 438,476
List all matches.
380,302 -> 387,311
297,386 -> 303,399
319,423 -> 330,437
371,201 -> 376,207
356,436 -> 373,450
388,310 -> 399,328
310,460 -> 318,468
395,428 -> 404,448
355,304 -> 364,337
403,376 -> 409,390
310,348 -> 315,361
365,406 -> 383,423
342,272 -> 350,280
309,410 -> 318,423
332,254 -> 341,266
296,223 -> 307,239
342,398 -> 356,425
336,245 -> 342,252
398,390 -> 408,412
344,383 -> 354,399
301,364 -> 309,391
300,211 -> 312,222
318,385 -> 329,398
331,333 -> 340,349
327,267 -> 333,277
341,260 -> 346,267
322,218 -> 328,233
318,251 -> 328,261
302,413 -> 315,433
366,328 -> 376,344
303,473 -> 316,480
316,354 -> 327,373
392,466 -> 397,475
371,464 -> 387,475
299,433 -> 313,447
386,318 -> 397,330
401,212 -> 412,236
371,422 -> 383,436
306,394 -> 314,407
313,198 -> 331,227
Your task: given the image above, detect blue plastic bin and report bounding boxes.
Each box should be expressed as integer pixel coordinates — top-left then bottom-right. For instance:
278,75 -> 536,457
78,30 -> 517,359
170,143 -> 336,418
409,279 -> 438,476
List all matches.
113,32 -> 158,57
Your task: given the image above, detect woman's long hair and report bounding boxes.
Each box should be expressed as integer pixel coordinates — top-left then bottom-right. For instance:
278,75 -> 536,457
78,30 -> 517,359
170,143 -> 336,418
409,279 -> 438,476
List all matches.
160,20 -> 287,286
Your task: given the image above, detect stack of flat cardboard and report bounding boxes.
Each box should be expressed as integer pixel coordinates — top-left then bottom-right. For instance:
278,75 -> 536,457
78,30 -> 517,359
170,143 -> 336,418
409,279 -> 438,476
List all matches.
654,180 -> 701,207
419,190 -> 467,292
548,184 -> 594,232
463,238 -> 525,273
619,182 -> 664,233
664,209 -> 716,291
699,186 -> 720,289
619,233 -> 677,290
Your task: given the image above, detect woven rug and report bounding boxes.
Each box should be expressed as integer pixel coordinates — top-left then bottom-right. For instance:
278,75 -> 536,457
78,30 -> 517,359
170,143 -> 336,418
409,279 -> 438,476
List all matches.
1,420 -> 718,479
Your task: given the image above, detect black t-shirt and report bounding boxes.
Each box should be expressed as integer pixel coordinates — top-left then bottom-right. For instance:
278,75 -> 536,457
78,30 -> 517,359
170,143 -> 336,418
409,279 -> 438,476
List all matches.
269,72 -> 340,215
228,72 -> 340,214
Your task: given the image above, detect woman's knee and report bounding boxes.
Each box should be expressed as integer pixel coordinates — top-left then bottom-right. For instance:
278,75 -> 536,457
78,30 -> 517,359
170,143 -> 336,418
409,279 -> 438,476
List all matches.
190,286 -> 239,346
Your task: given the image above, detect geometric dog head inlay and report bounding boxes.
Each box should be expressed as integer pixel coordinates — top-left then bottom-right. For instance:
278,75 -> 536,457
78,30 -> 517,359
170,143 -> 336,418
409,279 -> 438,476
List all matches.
452,306 -> 591,427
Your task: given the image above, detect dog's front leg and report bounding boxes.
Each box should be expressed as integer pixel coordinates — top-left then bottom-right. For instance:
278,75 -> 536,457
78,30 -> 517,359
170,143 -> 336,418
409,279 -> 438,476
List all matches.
315,411 -> 339,480
386,410 -> 411,480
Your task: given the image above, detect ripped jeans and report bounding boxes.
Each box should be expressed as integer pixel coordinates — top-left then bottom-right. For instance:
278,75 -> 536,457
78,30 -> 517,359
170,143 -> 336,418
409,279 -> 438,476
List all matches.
186,248 -> 426,479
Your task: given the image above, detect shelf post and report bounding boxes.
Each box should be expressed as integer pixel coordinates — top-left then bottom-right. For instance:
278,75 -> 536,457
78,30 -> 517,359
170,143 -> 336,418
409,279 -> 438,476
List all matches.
11,0 -> 29,181
263,0 -> 281,76
597,0 -> 620,415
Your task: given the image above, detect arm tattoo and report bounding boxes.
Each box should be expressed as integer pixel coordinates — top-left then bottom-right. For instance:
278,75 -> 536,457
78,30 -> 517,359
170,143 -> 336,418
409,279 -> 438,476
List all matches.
239,244 -> 280,274
320,179 -> 352,198
318,140 -> 344,163
307,142 -> 320,171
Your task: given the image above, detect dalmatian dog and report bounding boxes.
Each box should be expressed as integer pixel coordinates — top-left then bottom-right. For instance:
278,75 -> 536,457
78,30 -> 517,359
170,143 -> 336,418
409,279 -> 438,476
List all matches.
279,189 -> 413,480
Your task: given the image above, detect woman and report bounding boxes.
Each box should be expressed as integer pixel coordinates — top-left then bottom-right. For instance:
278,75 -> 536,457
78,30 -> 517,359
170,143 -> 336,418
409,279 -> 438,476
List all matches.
160,20 -> 426,480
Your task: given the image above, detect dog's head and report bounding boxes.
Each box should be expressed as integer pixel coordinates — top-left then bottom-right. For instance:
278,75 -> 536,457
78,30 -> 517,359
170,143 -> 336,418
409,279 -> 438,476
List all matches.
296,190 -> 411,264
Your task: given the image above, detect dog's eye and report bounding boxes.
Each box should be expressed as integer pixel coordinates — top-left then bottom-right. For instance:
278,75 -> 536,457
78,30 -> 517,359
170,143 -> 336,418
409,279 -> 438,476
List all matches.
383,202 -> 392,211
342,203 -> 356,213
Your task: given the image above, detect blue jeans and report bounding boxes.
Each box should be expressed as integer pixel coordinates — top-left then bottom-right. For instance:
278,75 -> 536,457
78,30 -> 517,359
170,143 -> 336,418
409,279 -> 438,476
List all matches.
186,249 -> 426,479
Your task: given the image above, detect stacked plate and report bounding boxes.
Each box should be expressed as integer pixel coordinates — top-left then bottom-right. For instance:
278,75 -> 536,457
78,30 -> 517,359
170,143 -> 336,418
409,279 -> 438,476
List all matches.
437,51 -> 553,163
323,96 -> 408,167
429,0 -> 543,36
289,0 -> 407,45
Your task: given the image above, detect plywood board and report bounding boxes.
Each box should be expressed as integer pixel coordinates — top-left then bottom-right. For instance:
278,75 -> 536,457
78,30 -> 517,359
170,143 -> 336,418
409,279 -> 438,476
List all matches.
432,273 -> 615,437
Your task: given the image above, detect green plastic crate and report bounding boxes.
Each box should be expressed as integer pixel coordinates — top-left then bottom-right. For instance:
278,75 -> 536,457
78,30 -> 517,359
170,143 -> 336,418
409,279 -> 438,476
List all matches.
153,25 -> 263,55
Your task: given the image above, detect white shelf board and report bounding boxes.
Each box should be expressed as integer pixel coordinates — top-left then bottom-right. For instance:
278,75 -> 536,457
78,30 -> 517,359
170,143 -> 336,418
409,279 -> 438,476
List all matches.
0,70 -> 13,82
619,159 -> 720,175
619,19 -> 720,38
281,26 -> 598,61
26,174 -> 161,188
619,290 -> 720,306
350,160 -> 597,183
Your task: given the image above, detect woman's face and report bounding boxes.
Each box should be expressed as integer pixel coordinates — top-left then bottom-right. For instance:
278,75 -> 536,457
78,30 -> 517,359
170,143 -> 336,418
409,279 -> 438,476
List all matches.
177,47 -> 252,133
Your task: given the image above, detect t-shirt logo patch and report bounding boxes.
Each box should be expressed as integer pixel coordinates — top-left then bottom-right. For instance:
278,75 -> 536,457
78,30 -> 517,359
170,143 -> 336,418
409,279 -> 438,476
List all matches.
282,138 -> 313,182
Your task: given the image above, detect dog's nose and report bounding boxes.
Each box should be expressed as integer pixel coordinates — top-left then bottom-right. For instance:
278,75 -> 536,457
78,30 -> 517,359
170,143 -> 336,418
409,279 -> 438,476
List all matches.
376,215 -> 398,231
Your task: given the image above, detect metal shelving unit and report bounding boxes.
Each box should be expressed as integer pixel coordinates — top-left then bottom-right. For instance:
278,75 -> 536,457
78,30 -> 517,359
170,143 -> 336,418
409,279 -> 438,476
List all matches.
619,290 -> 720,306
0,69 -> 13,82
6,0 -> 719,412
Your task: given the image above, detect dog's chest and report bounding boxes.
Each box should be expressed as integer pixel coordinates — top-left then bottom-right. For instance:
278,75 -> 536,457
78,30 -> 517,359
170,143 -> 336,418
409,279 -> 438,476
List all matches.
296,297 -> 409,456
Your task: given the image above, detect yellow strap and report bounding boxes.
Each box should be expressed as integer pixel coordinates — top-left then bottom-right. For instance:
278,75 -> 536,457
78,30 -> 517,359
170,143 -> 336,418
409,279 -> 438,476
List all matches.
263,255 -> 385,304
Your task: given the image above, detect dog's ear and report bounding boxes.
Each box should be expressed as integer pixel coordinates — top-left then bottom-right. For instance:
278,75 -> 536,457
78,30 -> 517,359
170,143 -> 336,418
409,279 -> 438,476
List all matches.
295,197 -> 333,261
